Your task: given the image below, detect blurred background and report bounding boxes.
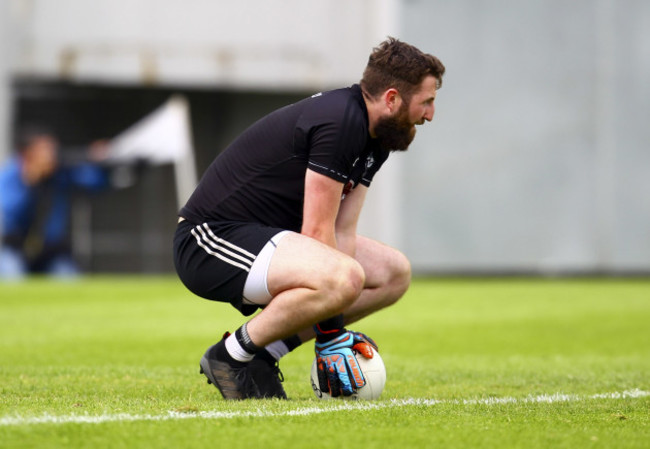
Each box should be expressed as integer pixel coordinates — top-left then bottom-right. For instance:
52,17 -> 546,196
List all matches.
0,0 -> 648,277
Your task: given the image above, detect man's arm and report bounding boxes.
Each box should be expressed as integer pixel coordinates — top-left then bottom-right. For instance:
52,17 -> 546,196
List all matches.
302,169 -> 367,257
304,171 -> 372,397
301,169 -> 343,248
335,184 -> 367,257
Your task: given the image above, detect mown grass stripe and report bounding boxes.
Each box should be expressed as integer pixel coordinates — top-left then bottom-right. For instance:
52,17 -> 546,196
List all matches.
1,389 -> 647,427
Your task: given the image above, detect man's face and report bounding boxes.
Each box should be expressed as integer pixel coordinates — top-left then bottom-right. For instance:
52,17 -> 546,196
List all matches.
23,136 -> 59,183
374,75 -> 438,152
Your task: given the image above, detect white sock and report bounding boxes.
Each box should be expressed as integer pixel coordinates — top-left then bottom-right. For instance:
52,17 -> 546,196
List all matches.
265,340 -> 290,361
225,333 -> 255,362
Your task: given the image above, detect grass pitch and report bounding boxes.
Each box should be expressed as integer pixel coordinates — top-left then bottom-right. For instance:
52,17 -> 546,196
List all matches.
1,277 -> 649,448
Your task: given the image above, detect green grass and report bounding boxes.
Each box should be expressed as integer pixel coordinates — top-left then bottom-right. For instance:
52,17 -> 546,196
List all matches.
1,277 -> 649,448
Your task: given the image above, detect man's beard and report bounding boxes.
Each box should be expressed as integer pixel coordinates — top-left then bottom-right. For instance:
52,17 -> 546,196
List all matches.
373,103 -> 416,152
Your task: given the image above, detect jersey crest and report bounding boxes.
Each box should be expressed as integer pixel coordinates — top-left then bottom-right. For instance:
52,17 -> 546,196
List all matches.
366,153 -> 375,169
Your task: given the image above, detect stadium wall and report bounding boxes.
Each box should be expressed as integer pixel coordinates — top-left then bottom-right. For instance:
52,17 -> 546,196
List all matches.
390,0 -> 650,274
2,0 -> 649,275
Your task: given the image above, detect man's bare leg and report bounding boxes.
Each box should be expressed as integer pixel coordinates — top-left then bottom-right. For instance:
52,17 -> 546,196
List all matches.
344,235 -> 411,324
203,233 -> 408,399
200,232 -> 365,399
244,232 -> 366,347
295,235 -> 411,342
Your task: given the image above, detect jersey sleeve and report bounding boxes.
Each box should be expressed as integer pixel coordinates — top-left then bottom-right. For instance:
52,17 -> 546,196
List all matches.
297,93 -> 368,184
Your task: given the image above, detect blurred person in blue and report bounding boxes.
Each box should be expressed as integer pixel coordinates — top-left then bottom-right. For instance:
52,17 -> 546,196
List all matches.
0,126 -> 108,279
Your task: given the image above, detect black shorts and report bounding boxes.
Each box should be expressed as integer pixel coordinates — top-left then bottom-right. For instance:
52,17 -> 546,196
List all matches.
173,219 -> 285,316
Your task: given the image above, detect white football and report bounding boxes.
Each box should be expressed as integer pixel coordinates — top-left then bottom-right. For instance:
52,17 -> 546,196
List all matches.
310,348 -> 386,400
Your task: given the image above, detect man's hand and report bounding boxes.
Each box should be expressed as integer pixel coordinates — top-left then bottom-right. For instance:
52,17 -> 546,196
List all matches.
314,330 -> 378,397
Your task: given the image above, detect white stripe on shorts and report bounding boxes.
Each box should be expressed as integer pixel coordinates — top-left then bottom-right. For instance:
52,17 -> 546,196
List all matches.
191,224 -> 256,272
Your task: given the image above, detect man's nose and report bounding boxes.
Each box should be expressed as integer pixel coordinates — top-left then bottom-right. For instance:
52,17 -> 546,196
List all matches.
423,104 -> 434,122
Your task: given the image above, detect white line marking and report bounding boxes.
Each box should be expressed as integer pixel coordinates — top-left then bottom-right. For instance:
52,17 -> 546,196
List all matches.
1,389 -> 647,427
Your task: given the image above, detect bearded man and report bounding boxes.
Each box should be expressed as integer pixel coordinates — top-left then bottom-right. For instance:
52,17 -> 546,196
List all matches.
173,37 -> 445,400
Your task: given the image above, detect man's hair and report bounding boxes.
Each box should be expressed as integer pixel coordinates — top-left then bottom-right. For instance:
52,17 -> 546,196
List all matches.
360,37 -> 446,101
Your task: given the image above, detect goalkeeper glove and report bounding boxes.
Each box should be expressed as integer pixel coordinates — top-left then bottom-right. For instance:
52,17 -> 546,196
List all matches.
314,330 -> 378,397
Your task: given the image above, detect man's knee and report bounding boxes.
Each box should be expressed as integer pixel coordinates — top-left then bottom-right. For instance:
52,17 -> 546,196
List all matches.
388,250 -> 412,302
321,257 -> 365,314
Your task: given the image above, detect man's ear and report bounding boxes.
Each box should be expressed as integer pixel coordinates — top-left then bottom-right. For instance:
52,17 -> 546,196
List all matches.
383,88 -> 402,113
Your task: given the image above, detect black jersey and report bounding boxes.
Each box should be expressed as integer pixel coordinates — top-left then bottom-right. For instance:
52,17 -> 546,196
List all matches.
180,84 -> 390,232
